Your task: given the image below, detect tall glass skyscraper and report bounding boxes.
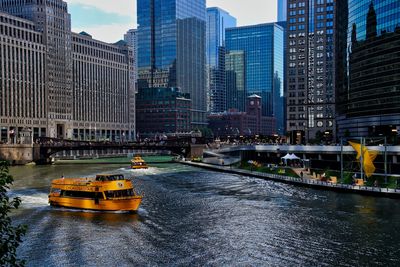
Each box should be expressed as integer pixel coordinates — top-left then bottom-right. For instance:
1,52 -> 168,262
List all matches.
226,23 -> 285,134
336,0 -> 400,140
278,0 -> 287,22
206,7 -> 236,113
137,0 -> 207,127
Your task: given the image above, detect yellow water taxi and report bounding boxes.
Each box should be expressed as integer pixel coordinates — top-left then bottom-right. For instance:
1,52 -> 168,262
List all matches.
131,155 -> 148,169
48,174 -> 142,212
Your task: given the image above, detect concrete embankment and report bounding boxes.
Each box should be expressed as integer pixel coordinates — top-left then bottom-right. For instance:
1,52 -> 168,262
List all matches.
178,160 -> 400,199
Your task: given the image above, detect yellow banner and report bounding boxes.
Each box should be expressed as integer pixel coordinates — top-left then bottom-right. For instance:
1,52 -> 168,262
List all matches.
348,141 -> 378,178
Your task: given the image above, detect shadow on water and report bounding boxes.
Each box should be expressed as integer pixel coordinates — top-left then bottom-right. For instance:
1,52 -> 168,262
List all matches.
48,208 -> 144,225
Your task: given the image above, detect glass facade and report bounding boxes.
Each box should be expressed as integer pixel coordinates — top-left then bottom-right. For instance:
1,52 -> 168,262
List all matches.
137,0 -> 207,126
278,0 -> 287,22
206,7 -> 236,113
226,51 -> 246,112
226,23 -> 285,134
336,0 -> 400,139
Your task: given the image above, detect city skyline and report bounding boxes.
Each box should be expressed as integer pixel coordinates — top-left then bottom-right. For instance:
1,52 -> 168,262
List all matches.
66,0 -> 278,43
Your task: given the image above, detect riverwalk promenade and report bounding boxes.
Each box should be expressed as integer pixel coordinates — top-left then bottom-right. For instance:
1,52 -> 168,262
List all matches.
179,160 -> 400,198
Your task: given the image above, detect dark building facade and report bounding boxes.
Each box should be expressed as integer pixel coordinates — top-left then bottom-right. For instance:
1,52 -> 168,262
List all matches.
208,95 -> 276,137
136,87 -> 191,137
336,0 -> 400,141
286,0 -> 336,144
137,0 -> 207,127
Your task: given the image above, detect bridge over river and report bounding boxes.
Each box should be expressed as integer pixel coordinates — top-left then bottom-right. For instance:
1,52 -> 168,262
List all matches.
0,137 -> 206,164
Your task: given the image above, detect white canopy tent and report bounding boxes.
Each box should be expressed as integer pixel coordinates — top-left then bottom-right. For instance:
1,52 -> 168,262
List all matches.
281,153 -> 300,160
281,153 -> 301,165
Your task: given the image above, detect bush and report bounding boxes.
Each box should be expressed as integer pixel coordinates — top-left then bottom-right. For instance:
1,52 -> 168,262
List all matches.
0,161 -> 27,266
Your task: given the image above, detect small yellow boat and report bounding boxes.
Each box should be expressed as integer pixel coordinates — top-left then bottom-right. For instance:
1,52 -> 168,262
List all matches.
48,174 -> 142,212
131,155 -> 148,169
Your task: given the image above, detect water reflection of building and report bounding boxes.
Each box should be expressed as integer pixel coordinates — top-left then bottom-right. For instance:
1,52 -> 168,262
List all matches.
337,1 -> 400,142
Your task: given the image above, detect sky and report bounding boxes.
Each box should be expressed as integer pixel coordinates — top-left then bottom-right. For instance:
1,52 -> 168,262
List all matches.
65,0 -> 278,43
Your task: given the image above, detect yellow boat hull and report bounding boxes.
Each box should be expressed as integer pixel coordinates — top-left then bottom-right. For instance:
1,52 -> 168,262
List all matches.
49,196 -> 142,212
131,165 -> 148,169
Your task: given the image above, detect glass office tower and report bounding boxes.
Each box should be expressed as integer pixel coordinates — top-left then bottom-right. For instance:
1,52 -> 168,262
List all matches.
206,7 -> 236,113
336,0 -> 400,140
137,0 -> 207,127
226,23 -> 285,134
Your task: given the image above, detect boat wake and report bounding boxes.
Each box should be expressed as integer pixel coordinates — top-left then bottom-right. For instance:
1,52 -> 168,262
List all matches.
9,189 -> 49,209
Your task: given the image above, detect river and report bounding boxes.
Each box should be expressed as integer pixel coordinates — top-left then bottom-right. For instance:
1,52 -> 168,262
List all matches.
8,161 -> 400,266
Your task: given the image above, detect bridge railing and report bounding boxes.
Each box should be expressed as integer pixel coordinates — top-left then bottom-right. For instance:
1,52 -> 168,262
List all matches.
35,137 -> 197,148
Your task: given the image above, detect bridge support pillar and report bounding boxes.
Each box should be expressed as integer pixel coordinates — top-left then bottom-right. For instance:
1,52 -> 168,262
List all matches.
189,144 -> 206,159
0,144 -> 35,165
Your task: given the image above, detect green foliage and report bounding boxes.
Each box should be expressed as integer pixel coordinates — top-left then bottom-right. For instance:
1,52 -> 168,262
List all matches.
0,161 -> 27,266
240,161 -> 299,178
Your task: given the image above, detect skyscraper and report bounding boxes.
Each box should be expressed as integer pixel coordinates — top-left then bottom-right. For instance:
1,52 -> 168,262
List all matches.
336,0 -> 400,140
124,29 -> 138,91
137,0 -> 207,127
286,0 -> 336,144
0,11 -> 47,142
0,0 -> 73,138
226,51 -> 246,112
226,23 -> 285,134
0,0 -> 135,142
206,7 -> 236,113
278,0 -> 287,22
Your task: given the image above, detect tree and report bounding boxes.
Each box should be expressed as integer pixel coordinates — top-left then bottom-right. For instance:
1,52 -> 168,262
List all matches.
0,161 -> 26,266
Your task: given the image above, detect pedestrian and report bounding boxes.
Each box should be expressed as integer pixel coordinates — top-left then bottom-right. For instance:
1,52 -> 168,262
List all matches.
300,171 -> 303,180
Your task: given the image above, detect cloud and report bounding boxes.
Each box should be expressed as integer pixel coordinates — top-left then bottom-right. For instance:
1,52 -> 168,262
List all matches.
65,0 -> 136,18
65,0 -> 277,43
207,0 -> 277,25
65,1 -> 136,43
69,4 -> 133,28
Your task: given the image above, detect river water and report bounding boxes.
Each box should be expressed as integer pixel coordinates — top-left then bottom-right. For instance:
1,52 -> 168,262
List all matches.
8,162 -> 400,266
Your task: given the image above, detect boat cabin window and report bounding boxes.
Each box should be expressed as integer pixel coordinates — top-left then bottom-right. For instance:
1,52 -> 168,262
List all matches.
51,188 -> 61,194
105,189 -> 135,199
61,190 -> 103,199
96,174 -> 125,181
